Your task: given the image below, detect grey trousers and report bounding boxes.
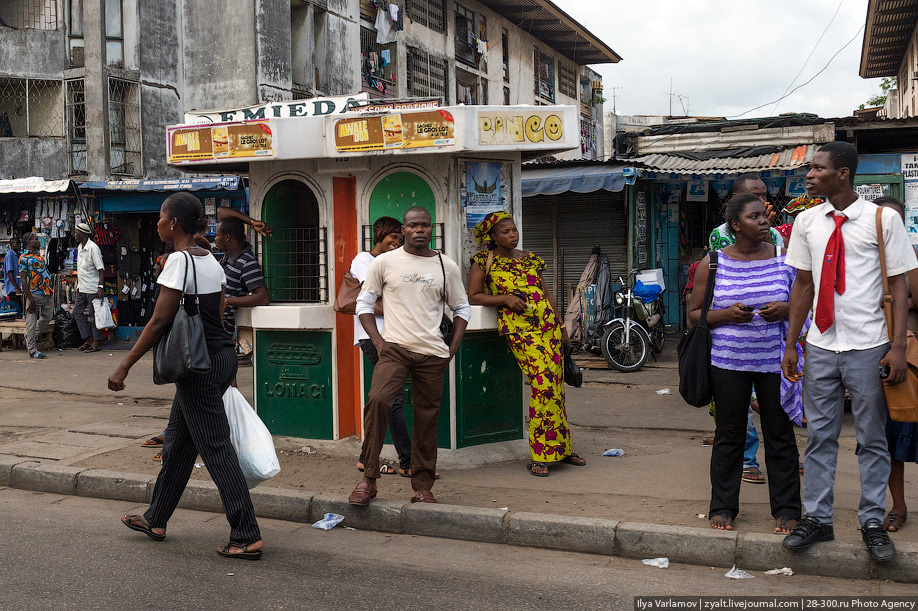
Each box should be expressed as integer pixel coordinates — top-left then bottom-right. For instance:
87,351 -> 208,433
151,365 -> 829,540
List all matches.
73,292 -> 104,342
803,343 -> 891,526
24,293 -> 53,353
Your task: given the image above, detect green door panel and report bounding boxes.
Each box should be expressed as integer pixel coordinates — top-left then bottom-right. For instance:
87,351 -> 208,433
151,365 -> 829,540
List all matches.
255,330 -> 334,439
368,172 -> 436,224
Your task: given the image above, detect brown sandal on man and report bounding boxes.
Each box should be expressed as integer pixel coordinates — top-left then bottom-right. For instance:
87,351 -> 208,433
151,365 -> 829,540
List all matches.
774,515 -> 799,535
884,512 -> 907,532
140,435 -> 164,448
742,466 -> 766,484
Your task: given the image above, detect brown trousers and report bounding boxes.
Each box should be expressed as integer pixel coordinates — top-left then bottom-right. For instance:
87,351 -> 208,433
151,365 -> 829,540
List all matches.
361,342 -> 449,491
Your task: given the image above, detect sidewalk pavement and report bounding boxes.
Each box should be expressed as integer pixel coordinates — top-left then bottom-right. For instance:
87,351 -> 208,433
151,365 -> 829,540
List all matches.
0,341 -> 916,583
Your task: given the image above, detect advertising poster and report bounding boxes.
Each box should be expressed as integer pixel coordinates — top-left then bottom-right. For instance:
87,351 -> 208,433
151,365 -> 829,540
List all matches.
905,182 -> 918,246
686,180 -> 708,202
168,121 -> 273,163
462,162 -> 504,228
855,183 -> 887,202
334,110 -> 455,152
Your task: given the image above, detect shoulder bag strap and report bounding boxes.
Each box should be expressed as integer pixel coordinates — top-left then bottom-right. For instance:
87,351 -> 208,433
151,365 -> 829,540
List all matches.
698,251 -> 718,330
177,251 -> 189,304
877,207 -> 895,342
438,252 -> 447,307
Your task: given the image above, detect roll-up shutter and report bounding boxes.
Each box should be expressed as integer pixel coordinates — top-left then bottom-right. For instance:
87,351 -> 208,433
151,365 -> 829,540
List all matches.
522,191 -> 627,312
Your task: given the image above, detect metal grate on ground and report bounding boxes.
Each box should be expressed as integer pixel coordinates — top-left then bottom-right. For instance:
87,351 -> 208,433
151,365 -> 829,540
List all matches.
263,227 -> 328,303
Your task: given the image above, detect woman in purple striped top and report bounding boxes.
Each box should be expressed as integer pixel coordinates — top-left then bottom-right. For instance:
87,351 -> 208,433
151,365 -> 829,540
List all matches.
688,193 -> 802,534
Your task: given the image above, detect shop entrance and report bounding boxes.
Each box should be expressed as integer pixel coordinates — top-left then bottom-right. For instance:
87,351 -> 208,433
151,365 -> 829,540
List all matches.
261,179 -> 325,303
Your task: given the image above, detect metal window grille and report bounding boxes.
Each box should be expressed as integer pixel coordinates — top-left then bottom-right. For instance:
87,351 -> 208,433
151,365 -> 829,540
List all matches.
66,78 -> 86,174
456,68 -> 479,105
0,77 -> 64,138
407,47 -> 447,100
108,78 -> 141,176
360,26 -> 398,99
502,30 -> 509,82
362,223 -> 444,252
503,86 -> 510,105
558,63 -> 577,99
264,227 -> 329,303
0,0 -> 58,30
533,47 -> 554,103
406,0 -> 445,33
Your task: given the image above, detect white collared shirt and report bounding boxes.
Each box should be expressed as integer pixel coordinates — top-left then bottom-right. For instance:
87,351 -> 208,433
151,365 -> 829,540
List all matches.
785,197 -> 917,352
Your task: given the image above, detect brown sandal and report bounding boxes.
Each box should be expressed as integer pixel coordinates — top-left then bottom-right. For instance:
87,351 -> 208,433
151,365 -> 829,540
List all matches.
884,512 -> 907,532
774,515 -> 798,535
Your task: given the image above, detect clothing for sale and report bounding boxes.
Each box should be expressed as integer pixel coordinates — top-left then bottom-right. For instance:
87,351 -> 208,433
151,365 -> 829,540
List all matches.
93,222 -> 122,246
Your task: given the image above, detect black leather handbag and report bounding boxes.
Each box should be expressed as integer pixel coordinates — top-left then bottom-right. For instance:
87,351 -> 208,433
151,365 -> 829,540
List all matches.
677,251 -> 717,407
153,251 -> 212,385
438,253 -> 455,346
563,344 -> 583,388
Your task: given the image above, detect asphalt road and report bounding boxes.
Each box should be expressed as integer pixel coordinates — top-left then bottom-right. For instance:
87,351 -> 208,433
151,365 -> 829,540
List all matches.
0,488 -> 914,611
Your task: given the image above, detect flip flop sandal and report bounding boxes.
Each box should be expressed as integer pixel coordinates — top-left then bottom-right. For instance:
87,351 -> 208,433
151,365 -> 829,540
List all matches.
82,345 -> 101,353
140,436 -> 164,448
742,467 -> 766,484
152,452 -> 162,462
527,462 -> 549,477
121,514 -> 166,541
561,453 -> 586,466
885,512 -> 907,532
709,513 -> 734,530
379,464 -> 398,475
217,542 -> 263,561
774,515 -> 799,535
357,461 -> 365,472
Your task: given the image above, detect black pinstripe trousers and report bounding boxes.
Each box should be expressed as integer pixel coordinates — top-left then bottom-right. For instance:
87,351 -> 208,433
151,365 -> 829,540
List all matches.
144,345 -> 261,544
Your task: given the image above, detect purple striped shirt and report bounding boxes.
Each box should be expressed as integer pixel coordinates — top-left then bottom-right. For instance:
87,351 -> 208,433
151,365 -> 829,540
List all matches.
710,253 -> 795,373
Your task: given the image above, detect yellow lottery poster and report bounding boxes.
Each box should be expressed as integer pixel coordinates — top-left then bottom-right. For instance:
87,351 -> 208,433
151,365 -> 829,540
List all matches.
335,110 -> 456,152
169,121 -> 273,163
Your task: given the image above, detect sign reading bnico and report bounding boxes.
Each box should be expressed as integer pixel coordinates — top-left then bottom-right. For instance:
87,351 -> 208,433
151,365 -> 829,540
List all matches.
478,111 -> 565,145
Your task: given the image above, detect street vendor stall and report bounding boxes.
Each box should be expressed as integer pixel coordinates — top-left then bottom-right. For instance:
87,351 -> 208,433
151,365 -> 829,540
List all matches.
166,102 -> 580,453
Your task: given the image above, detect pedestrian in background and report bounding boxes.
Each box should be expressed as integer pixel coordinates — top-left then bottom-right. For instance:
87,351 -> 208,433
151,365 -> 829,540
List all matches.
214,210 -> 271,335
782,142 -> 914,562
18,232 -> 53,359
468,211 -> 585,477
688,193 -> 801,534
4,236 -> 21,315
110,192 -> 263,560
73,222 -> 106,353
349,215 -> 412,477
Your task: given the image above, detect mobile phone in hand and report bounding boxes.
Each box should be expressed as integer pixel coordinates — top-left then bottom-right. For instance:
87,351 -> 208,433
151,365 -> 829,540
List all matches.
739,305 -> 754,312
880,365 -> 891,379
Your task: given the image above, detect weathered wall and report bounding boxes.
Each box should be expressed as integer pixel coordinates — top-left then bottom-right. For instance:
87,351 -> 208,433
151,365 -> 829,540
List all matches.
182,0 -> 257,110
138,0 -> 183,177
0,138 -> 68,179
255,0 -> 292,102
0,29 -> 66,76
324,9 -> 360,95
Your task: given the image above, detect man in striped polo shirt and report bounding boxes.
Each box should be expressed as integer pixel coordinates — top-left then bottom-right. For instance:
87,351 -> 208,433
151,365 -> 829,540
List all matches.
214,209 -> 271,336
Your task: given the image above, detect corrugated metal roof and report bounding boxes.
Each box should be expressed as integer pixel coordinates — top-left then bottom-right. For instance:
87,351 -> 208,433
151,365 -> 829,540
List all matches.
860,0 -> 918,78
630,145 -> 816,175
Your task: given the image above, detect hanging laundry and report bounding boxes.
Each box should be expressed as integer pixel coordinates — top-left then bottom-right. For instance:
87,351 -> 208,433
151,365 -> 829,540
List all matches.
375,6 -> 397,43
391,4 -> 404,30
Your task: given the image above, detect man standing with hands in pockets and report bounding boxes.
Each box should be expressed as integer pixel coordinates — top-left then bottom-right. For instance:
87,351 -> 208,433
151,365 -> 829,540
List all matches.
781,142 -> 916,562
348,206 -> 470,506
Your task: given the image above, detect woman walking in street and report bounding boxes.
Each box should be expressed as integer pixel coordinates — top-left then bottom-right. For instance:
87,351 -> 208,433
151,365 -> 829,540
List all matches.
687,193 -> 802,534
108,192 -> 263,560
468,211 -> 585,476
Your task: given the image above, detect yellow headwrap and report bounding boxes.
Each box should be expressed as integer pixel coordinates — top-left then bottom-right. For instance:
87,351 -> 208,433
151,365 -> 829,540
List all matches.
474,211 -> 512,247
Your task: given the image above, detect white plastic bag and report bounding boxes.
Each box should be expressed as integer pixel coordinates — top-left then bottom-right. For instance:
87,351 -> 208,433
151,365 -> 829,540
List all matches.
93,297 -> 116,330
223,386 -> 281,488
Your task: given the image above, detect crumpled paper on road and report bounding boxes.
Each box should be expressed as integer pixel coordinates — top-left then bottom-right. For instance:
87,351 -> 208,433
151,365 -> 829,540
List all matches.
642,557 -> 669,569
725,565 -> 754,579
763,567 -> 794,576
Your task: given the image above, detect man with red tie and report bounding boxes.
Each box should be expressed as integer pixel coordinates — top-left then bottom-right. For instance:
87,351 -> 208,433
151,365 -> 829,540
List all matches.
780,142 -> 916,562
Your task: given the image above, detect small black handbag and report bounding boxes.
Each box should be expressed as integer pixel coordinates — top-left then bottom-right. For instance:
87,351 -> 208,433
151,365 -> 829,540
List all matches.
563,344 -> 583,388
438,253 -> 455,346
153,251 -> 212,385
677,251 -> 717,407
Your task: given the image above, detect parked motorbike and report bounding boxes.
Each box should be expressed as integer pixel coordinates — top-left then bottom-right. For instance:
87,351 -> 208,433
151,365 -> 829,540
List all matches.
600,272 -> 665,372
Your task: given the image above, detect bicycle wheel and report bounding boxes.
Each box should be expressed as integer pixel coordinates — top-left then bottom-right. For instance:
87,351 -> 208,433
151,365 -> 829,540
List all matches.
601,321 -> 650,372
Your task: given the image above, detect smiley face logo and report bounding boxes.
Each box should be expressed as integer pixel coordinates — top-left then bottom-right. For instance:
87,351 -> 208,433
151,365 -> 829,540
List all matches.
544,114 -> 563,141
525,115 -> 544,143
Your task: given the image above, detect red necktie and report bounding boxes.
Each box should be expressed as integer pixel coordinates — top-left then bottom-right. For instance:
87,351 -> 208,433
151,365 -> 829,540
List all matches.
815,214 -> 848,333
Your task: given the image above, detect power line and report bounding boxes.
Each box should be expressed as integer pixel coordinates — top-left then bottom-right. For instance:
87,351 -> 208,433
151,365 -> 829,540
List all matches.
728,24 -> 865,119
770,0 -> 844,116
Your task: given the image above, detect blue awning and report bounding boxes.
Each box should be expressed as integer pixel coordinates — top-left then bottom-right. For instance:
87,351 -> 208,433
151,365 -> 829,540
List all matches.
521,165 -> 627,197
79,176 -> 243,192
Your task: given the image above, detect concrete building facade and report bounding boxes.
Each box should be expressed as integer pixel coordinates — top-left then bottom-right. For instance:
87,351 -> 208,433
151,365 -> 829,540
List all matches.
0,0 -> 618,182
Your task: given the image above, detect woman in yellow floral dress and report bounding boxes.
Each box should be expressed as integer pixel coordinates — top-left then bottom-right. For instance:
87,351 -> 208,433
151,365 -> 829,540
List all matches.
468,211 -> 586,476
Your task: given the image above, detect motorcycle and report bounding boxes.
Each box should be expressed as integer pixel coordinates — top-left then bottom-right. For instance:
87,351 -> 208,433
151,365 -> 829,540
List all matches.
600,271 -> 666,372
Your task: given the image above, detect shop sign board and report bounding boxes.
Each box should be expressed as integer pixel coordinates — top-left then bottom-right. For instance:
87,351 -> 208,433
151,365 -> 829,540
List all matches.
903,154 -> 918,181
686,180 -> 708,202
334,110 -> 455,152
168,121 -> 273,163
785,177 -> 807,197
478,110 -> 565,145
182,93 -> 369,124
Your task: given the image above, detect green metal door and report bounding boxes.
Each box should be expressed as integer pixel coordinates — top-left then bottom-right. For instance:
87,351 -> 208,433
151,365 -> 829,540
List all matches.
368,171 -> 436,224
255,330 -> 334,439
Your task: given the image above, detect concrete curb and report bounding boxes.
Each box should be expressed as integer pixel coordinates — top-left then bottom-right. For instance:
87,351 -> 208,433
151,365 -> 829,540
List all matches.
2,458 -> 916,584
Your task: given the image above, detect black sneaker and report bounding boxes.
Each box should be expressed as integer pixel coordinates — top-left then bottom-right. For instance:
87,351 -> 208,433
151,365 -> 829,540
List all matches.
782,516 -> 834,550
861,520 -> 896,562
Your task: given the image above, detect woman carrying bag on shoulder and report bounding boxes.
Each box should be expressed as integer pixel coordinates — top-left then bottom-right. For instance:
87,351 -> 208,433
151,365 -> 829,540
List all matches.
108,192 -> 263,560
687,193 -> 802,535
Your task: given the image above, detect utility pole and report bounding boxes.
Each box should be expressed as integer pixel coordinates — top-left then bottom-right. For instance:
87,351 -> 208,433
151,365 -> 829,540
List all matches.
610,86 -> 622,114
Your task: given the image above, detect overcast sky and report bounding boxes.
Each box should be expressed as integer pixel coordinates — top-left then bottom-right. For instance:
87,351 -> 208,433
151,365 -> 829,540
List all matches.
561,0 -> 887,119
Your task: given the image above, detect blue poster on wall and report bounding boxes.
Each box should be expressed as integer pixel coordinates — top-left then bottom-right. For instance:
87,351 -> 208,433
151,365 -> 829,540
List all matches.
463,162 -> 504,228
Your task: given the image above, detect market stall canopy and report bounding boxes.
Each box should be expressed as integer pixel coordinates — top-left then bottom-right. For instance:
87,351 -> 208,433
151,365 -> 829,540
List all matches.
630,144 -> 818,176
166,105 -> 580,173
0,176 -> 77,194
79,176 -> 243,191
522,164 -> 627,196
